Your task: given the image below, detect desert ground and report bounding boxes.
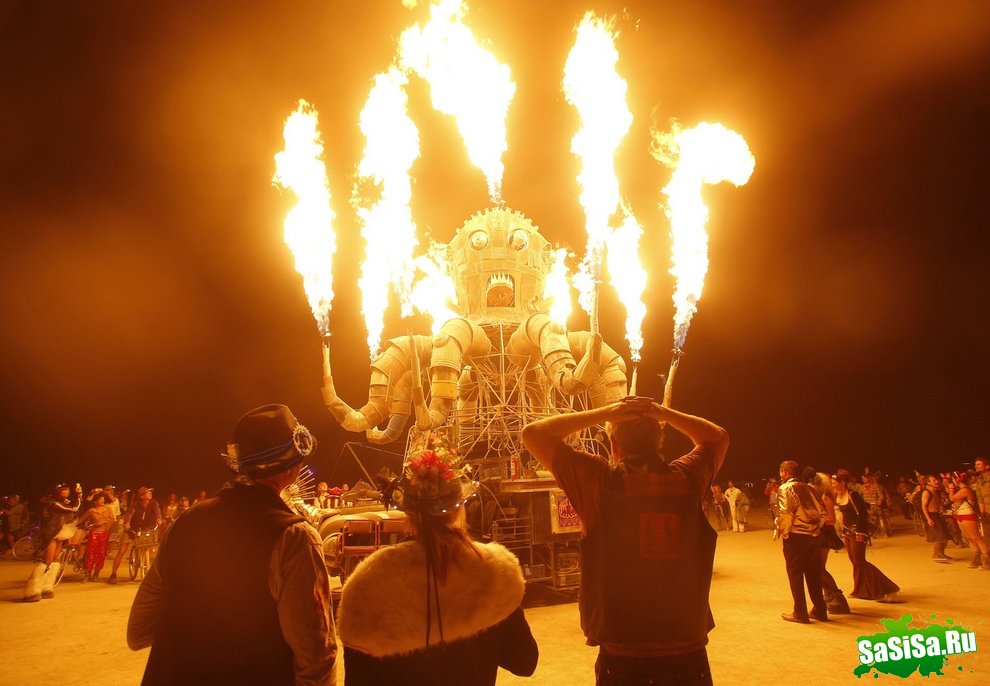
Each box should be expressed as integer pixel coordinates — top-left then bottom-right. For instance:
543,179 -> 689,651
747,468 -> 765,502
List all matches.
1,516 -> 986,685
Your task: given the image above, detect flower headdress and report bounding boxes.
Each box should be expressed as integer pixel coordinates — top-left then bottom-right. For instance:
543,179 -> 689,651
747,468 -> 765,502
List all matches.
397,429 -> 474,516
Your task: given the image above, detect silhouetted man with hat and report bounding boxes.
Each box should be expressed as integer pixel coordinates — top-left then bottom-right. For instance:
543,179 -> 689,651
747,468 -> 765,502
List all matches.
127,404 -> 337,685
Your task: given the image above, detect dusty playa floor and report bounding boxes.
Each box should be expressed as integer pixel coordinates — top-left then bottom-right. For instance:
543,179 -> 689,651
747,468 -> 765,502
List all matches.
1,518 -> 986,685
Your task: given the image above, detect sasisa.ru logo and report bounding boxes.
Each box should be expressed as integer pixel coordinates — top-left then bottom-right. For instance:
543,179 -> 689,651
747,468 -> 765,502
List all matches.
855,614 -> 978,679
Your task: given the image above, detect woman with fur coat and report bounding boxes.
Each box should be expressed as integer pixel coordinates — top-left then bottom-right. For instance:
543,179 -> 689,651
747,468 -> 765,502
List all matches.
337,434 -> 538,685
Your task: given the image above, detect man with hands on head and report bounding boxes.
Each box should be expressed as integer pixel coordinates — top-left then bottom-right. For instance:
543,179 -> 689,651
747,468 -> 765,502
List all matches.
521,396 -> 728,686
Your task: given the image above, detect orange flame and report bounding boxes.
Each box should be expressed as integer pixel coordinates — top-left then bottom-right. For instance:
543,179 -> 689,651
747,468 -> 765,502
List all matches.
564,14 -> 647,358
606,216 -> 647,361
543,247 -> 573,328
354,67 -> 421,356
399,0 -> 515,202
409,241 -> 459,331
653,121 -> 755,350
272,100 -> 336,336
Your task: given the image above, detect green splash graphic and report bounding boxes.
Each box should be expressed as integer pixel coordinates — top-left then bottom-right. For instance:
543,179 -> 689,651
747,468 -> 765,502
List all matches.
854,614 -> 976,679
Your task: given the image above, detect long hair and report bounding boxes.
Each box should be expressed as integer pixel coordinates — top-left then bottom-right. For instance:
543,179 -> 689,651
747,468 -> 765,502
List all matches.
406,508 -> 478,585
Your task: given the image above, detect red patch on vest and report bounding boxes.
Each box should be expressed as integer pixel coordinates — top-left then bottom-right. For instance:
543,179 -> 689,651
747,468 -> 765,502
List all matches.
639,512 -> 683,559
623,472 -> 690,497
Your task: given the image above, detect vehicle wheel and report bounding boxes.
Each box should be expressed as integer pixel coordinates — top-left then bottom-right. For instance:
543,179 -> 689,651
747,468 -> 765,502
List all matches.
129,550 -> 139,580
913,512 -> 926,537
12,535 -> 34,561
322,534 -> 342,577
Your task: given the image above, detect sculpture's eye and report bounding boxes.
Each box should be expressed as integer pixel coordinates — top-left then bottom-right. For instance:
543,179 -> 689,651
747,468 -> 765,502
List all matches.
508,228 -> 529,251
469,230 -> 489,250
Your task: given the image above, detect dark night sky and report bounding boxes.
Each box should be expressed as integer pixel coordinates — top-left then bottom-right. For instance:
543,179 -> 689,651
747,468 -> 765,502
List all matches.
2,1 -> 989,499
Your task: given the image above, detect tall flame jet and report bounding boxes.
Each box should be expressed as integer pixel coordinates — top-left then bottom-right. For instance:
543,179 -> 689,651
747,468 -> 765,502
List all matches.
272,101 -> 336,337
543,247 -> 573,328
563,13 -> 648,363
399,0 -> 516,202
353,67 -> 421,356
654,121 -> 755,351
409,243 -> 460,330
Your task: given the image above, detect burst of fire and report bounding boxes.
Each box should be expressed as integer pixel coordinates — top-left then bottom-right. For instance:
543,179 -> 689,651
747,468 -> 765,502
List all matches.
398,0 -> 516,202
272,100 -> 336,337
563,13 -> 647,360
409,241 -> 459,331
543,247 -> 573,328
275,6 -> 756,388
353,67 -> 422,356
606,216 -> 647,361
653,121 -> 755,350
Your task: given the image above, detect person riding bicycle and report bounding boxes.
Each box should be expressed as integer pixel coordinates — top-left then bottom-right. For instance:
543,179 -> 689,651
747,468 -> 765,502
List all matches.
108,486 -> 162,584
23,482 -> 82,602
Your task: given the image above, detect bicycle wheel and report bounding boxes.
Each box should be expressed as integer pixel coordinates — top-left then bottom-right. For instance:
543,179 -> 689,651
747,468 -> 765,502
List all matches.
128,548 -> 139,580
53,549 -> 69,587
74,543 -> 87,573
140,548 -> 151,580
12,535 -> 34,561
913,511 -> 926,537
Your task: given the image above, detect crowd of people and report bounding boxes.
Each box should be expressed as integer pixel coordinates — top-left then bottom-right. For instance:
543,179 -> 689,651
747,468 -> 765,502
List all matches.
0,483 -> 225,599
3,398 -> 988,686
769,459 -> 990,627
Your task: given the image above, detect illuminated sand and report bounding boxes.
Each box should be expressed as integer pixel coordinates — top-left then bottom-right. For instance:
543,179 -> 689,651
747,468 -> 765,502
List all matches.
1,519 -> 986,685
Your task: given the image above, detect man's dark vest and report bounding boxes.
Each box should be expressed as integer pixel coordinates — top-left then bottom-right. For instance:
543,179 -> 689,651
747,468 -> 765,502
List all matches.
580,459 -> 716,647
141,484 -> 304,686
130,501 -> 158,531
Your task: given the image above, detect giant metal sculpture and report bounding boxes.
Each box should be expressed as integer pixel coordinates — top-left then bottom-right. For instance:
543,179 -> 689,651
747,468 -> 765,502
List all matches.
321,206 -> 626,473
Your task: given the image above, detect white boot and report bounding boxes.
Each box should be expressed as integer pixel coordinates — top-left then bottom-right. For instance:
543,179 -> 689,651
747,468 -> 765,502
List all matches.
41,561 -> 60,598
739,523 -> 746,532
24,563 -> 46,602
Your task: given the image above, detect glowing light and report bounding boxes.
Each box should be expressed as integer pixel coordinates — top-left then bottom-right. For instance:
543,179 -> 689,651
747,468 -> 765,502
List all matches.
353,67 -> 421,356
399,0 -> 515,202
653,121 -> 755,349
543,247 -> 573,328
409,241 -> 459,332
564,12 -> 632,313
606,216 -> 647,362
564,13 -> 647,359
272,100 -> 336,337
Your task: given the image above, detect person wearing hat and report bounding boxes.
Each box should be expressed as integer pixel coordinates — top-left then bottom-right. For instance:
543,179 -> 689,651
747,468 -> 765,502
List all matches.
127,403 -> 337,686
23,482 -> 83,601
108,485 -> 162,584
521,396 -> 729,686
337,430 -> 538,685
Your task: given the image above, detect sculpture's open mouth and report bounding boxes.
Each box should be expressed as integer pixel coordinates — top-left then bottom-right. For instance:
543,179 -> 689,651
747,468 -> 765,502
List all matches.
486,272 -> 515,307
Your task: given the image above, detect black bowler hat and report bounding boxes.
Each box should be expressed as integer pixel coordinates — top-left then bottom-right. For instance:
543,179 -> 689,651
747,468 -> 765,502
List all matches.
222,404 -> 316,478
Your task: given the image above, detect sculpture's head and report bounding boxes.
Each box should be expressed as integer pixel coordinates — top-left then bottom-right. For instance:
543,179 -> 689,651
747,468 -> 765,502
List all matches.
447,207 -> 550,323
